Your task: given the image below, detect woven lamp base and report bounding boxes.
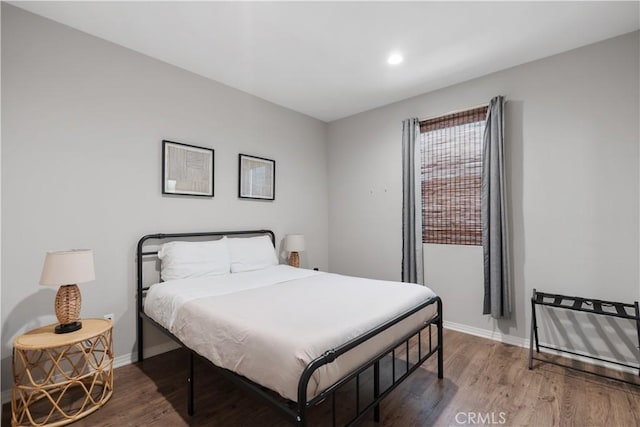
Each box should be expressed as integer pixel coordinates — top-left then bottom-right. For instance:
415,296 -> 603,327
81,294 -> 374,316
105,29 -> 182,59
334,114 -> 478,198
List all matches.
54,284 -> 82,334
289,252 -> 300,268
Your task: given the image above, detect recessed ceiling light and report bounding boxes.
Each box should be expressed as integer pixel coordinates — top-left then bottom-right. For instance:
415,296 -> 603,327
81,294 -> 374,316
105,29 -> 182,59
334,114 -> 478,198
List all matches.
387,52 -> 403,65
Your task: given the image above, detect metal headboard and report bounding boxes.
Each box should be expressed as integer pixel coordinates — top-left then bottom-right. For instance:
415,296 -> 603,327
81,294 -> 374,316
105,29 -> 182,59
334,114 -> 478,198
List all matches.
136,229 -> 275,361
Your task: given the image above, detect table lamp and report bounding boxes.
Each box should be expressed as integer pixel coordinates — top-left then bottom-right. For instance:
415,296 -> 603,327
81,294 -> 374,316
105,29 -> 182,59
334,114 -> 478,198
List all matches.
40,249 -> 95,334
284,234 -> 305,268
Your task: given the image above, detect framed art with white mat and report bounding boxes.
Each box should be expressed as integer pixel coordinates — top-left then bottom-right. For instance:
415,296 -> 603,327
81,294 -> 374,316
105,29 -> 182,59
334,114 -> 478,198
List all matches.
238,154 -> 275,200
162,140 -> 214,197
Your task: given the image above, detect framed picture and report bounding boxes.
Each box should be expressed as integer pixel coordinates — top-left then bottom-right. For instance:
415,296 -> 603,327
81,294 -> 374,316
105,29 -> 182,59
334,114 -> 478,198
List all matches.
238,154 -> 275,200
162,140 -> 214,197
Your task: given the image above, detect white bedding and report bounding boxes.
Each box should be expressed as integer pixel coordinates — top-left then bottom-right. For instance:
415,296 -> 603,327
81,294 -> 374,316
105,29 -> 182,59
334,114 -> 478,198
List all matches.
144,265 -> 437,402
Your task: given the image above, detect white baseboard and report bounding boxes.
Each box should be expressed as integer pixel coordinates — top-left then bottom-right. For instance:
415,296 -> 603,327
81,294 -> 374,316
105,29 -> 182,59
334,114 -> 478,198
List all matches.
1,341 -> 181,405
111,341 -> 180,369
443,321 -> 529,347
443,321 -> 638,375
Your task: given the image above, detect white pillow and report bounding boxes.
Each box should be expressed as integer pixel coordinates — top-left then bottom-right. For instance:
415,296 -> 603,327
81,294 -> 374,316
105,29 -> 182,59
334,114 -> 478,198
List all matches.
158,237 -> 230,281
228,235 -> 278,273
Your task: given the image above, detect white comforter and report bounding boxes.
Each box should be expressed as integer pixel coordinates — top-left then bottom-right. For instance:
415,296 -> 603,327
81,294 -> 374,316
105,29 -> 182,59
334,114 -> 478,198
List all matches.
144,265 -> 437,402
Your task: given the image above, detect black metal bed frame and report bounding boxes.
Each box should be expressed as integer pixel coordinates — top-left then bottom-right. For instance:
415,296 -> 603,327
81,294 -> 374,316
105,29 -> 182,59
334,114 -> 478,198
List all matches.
529,288 -> 640,385
136,230 -> 443,426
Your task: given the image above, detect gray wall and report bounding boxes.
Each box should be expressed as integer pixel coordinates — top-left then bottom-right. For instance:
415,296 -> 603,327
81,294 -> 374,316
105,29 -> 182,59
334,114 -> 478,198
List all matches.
1,4 -> 329,392
328,32 -> 639,361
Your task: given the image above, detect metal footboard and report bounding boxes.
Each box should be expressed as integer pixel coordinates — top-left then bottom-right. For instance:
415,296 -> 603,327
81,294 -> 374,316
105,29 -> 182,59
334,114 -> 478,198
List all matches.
296,296 -> 443,426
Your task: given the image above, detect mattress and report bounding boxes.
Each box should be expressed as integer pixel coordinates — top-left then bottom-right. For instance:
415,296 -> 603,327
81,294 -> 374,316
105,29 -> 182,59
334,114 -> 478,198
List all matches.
144,265 -> 437,402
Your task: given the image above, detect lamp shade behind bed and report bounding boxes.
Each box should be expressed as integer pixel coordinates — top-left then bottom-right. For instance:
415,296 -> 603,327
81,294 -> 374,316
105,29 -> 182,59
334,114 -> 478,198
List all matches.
284,234 -> 305,268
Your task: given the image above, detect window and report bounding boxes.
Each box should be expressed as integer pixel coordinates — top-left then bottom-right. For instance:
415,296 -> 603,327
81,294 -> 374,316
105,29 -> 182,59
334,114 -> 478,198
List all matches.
420,106 -> 488,245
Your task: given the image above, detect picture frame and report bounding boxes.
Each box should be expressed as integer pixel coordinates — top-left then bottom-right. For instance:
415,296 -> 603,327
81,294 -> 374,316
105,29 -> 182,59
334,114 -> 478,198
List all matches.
238,154 -> 275,200
162,140 -> 214,197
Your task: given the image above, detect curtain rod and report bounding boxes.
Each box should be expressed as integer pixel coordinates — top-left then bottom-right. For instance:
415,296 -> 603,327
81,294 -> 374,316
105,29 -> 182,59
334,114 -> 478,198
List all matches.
418,102 -> 489,123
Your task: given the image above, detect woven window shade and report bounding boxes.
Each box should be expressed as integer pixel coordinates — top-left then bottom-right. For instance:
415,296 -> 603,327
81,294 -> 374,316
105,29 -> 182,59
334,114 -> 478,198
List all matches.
420,106 -> 488,245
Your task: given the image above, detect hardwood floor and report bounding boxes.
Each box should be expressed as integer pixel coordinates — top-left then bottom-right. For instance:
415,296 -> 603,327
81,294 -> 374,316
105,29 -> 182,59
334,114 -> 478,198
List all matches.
3,329 -> 639,426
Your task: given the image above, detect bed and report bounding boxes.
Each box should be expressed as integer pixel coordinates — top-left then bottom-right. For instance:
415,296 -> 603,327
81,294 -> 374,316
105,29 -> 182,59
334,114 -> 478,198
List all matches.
136,230 -> 443,426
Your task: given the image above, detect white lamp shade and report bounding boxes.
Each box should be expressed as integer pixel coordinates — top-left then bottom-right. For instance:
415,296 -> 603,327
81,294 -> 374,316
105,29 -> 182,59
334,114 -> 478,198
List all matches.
285,234 -> 306,252
40,249 -> 95,286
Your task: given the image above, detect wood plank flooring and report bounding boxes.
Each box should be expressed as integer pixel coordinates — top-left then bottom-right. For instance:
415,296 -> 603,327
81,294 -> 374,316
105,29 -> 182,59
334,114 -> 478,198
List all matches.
3,329 -> 639,426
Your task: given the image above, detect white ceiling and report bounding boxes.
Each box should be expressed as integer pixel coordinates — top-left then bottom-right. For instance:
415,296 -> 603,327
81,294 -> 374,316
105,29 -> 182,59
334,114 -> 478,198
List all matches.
11,1 -> 640,122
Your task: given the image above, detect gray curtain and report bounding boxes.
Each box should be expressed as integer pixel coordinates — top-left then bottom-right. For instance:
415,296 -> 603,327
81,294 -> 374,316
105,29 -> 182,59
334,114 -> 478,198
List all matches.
482,96 -> 511,318
401,118 -> 424,284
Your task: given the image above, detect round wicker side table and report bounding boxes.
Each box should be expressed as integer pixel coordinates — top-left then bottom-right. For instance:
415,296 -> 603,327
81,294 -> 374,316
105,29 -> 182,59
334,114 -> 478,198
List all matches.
11,319 -> 113,427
